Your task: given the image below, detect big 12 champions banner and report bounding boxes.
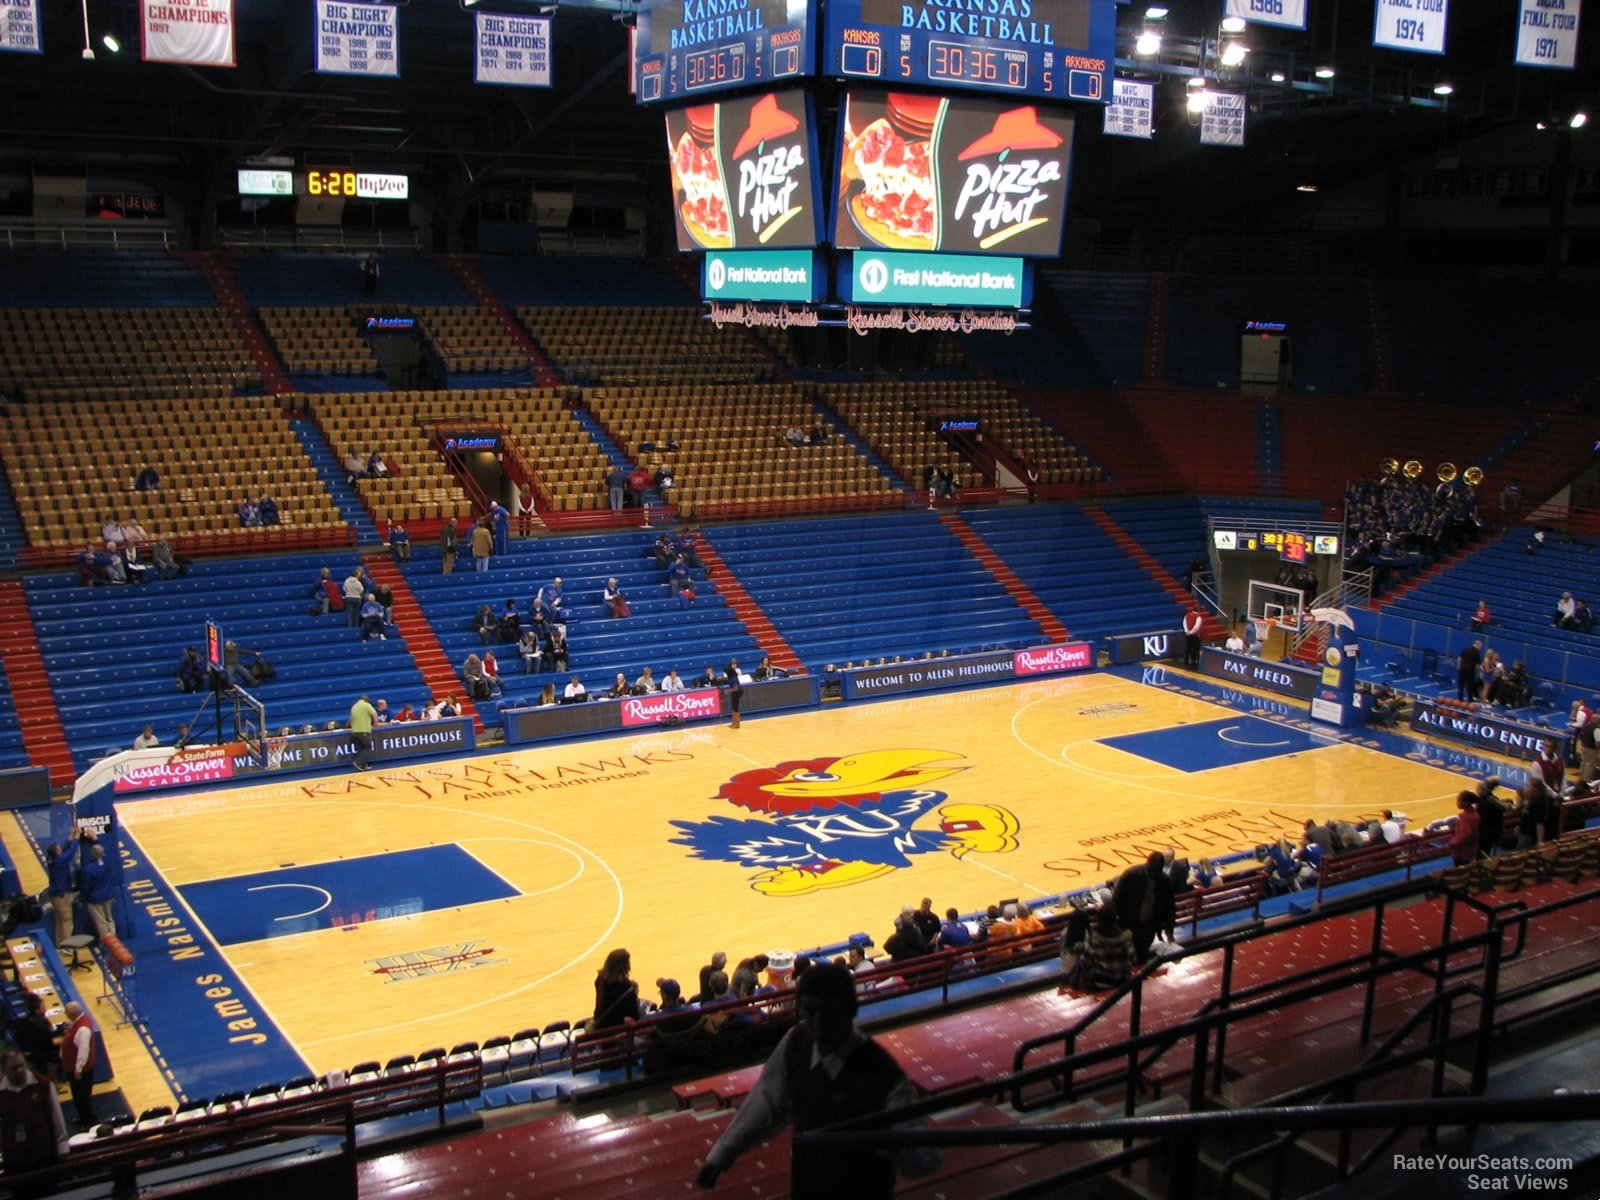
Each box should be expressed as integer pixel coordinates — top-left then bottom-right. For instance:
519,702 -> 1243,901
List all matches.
315,0 -> 399,77
142,0 -> 235,67
0,0 -> 43,55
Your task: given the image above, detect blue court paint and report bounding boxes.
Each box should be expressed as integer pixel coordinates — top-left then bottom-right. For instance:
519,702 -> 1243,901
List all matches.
180,845 -> 520,947
1100,716 -> 1331,773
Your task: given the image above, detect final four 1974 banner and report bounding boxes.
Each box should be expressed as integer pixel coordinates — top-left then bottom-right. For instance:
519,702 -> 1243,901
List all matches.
142,0 -> 235,67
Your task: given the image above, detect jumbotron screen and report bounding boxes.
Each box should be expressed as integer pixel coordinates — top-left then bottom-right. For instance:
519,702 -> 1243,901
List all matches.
833,90 -> 1075,258
635,0 -> 816,103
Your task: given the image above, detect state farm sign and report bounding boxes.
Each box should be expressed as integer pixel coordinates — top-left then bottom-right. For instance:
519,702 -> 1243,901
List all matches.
1013,642 -> 1093,676
619,688 -> 724,727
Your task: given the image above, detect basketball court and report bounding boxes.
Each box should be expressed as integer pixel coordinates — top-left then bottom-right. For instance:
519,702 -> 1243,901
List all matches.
6,665 -> 1496,1111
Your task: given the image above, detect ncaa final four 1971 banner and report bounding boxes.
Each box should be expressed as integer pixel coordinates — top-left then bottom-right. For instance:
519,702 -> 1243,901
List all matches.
0,0 -> 42,54
142,0 -> 235,67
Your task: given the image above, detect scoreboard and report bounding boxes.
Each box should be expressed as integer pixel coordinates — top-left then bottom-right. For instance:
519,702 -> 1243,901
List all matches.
822,0 -> 1118,102
635,0 -> 816,104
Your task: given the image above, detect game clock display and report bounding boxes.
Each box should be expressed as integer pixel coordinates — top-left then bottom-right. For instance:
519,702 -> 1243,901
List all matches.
824,0 -> 1118,102
635,0 -> 815,104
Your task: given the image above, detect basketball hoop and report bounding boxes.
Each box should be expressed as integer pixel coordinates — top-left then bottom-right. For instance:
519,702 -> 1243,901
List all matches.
264,736 -> 288,771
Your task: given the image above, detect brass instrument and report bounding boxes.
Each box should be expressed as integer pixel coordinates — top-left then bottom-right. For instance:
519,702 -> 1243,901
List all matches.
1463,466 -> 1484,487
1380,457 -> 1399,476
1436,462 -> 1458,483
1403,459 -> 1424,479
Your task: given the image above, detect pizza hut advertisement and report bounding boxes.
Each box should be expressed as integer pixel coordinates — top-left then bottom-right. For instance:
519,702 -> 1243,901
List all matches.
666,88 -> 821,251
835,90 -> 1075,258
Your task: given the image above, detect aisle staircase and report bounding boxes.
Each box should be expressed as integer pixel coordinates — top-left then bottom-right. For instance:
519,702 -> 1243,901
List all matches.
180,250 -> 292,394
289,417 -> 383,544
0,581 -> 75,786
937,513 -> 1071,643
688,540 -> 803,673
362,556 -> 481,731
1081,504 -> 1227,638
438,255 -> 561,387
1141,271 -> 1170,384
0,461 -> 27,571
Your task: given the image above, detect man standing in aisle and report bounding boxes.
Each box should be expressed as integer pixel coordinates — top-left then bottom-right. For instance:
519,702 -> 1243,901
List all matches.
1182,606 -> 1204,669
440,516 -> 458,575
350,694 -> 378,772
61,1002 -> 97,1132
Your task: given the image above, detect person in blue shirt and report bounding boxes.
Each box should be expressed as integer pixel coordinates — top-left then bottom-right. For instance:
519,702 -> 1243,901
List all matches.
1261,839 -> 1299,893
46,840 -> 79,947
258,494 -> 280,526
938,907 -> 972,950
388,520 -> 411,562
359,593 -> 387,641
134,464 -> 160,491
79,843 -> 117,938
176,647 -> 206,693
238,498 -> 261,528
490,501 -> 510,557
668,555 -> 694,608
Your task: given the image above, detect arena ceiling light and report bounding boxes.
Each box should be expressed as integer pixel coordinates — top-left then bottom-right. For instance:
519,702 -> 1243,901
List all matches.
1135,28 -> 1162,55
101,33 -> 121,53
1186,89 -> 1211,113
1145,5 -> 1168,17
1315,65 -> 1336,79
1432,82 -> 1454,96
1572,112 -> 1589,129
1270,71 -> 1286,83
1220,16 -> 1246,32
1220,39 -> 1247,68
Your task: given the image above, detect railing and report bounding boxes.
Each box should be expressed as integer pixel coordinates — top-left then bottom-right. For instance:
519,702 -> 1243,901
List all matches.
0,219 -> 175,249
1314,830 -> 1453,903
1291,569 -> 1374,653
218,225 -> 422,251
18,524 -> 356,569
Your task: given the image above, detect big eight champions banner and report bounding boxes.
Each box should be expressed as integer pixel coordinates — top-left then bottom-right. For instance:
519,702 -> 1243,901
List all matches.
142,0 -> 236,67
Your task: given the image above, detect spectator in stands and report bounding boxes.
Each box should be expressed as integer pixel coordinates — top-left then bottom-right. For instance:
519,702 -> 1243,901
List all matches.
1576,600 -> 1596,634
696,962 -> 938,1193
592,948 -> 640,1031
367,451 -> 389,479
133,463 -> 160,492
1554,592 -> 1577,627
497,599 -> 520,644
1526,529 -> 1546,554
1456,640 -> 1482,702
238,497 -> 261,528
490,500 -> 510,557
547,626 -> 570,672
634,666 -> 659,694
343,451 -> 366,485
176,647 -> 206,693
884,911 -> 928,962
938,907 -> 972,950
394,704 -> 417,722
313,567 -> 337,615
482,651 -> 504,697
259,494 -> 281,526
539,576 -> 566,624
101,541 -> 126,585
388,520 -> 410,562
1,1046 -> 69,1167
1447,792 -> 1480,865
1536,741 -> 1567,793
440,517 -> 458,575
604,577 -> 630,619
518,630 -> 543,674
132,724 -> 158,751
1066,908 -> 1135,993
1112,853 -> 1175,964
471,517 -> 493,572
668,555 -> 695,608
1470,600 -> 1492,632
654,465 -> 675,495
359,593 -> 387,641
1012,901 -> 1046,938
77,542 -> 104,586
374,579 -> 395,624
661,668 -> 685,693
361,254 -> 380,295
101,516 -> 124,545
463,654 -> 494,701
607,673 -> 631,700
695,952 -> 729,1003
342,568 -> 366,627
808,424 -> 828,446
911,898 -> 941,945
784,424 -> 807,447
607,465 -> 627,511
471,603 -> 497,645
1224,626 -> 1246,654
563,674 -> 587,701
80,844 -> 116,938
694,664 -> 725,688
536,684 -> 557,707
150,540 -> 185,581
627,465 -> 650,507
975,903 -> 1001,941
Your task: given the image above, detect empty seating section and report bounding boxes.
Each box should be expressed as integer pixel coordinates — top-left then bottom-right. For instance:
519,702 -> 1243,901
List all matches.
1381,280 -> 1600,406
419,307 -> 527,375
24,553 -> 429,770
1165,273 -> 1364,394
0,309 -> 258,402
401,535 -> 761,709
1037,268 -> 1150,386
707,513 -> 1043,668
258,307 -> 380,377
960,505 -> 1183,642
0,248 -> 216,308
821,384 -> 980,491
478,256 -> 694,308
586,385 -> 894,516
518,307 -> 772,386
1366,530 -> 1600,705
1,398 -> 344,549
227,250 -> 472,308
0,660 -> 26,770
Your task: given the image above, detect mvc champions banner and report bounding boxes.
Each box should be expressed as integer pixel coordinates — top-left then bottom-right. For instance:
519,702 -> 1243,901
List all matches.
1104,79 -> 1154,140
1373,0 -> 1448,54
1224,0 -> 1307,30
475,11 -> 551,87
1200,93 -> 1247,147
315,0 -> 399,78
142,0 -> 235,67
1515,0 -> 1582,68
0,0 -> 42,55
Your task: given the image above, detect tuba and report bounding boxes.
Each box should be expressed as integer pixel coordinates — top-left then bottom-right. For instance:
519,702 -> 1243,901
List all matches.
1436,462 -> 1458,483
1463,466 -> 1484,487
1380,457 -> 1399,477
1403,459 -> 1424,480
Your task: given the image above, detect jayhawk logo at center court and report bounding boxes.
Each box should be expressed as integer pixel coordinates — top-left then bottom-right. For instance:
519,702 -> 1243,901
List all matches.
669,750 -> 1020,896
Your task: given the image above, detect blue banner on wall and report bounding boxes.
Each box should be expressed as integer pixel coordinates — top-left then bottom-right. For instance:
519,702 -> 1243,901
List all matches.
1408,697 -> 1556,761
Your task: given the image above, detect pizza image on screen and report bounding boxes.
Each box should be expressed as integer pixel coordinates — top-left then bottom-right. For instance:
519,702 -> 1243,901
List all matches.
669,106 -> 731,249
839,93 -> 943,251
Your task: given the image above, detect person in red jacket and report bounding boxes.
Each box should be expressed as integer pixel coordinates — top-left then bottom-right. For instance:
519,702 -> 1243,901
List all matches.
1182,608 -> 1204,669
0,1047 -> 69,1173
1447,792 -> 1481,866
61,1001 -> 97,1131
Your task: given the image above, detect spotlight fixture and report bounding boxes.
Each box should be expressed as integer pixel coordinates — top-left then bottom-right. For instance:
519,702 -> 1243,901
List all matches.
1315,65 -> 1336,79
1186,75 -> 1207,89
1220,16 -> 1246,32
101,33 -> 121,53
1536,120 -> 1549,131
1432,82 -> 1454,96
1135,29 -> 1161,55
1220,41 -> 1247,67
1270,71 -> 1286,83
1296,184 -> 1318,193
1573,112 -> 1589,129
1145,5 -> 1168,17
1187,90 -> 1210,114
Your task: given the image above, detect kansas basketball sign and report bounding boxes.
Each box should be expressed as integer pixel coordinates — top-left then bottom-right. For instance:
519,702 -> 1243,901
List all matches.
670,749 -> 1019,896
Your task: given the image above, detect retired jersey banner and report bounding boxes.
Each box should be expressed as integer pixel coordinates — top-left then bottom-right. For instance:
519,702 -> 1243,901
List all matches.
475,11 -> 552,87
142,0 -> 235,67
0,0 -> 43,55
1200,92 -> 1246,147
1104,79 -> 1154,139
1515,0 -> 1582,68
1374,0 -> 1448,53
1224,0 -> 1307,30
315,0 -> 399,77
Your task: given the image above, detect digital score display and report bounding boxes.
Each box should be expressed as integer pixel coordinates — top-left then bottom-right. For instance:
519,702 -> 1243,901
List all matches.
635,0 -> 815,104
824,0 -> 1118,102
239,168 -> 410,201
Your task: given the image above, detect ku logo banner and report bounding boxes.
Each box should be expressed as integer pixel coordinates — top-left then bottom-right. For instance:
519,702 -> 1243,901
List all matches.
671,749 -> 1019,896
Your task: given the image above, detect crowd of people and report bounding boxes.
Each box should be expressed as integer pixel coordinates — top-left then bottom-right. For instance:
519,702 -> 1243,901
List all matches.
76,515 -> 189,586
1345,473 -> 1481,594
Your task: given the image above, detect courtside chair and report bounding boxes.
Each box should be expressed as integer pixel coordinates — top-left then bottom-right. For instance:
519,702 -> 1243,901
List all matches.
347,1061 -> 382,1085
173,1098 -> 210,1123
537,1020 -> 572,1072
507,1028 -> 540,1077
383,1054 -> 416,1076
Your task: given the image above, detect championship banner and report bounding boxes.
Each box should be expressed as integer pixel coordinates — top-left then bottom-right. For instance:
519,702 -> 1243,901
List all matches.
0,0 -> 42,55
1104,79 -> 1154,140
1224,0 -> 1307,30
142,0 -> 235,67
1200,92 -> 1247,147
315,0 -> 399,78
474,11 -> 551,87
1374,0 -> 1447,54
1515,0 -> 1581,68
